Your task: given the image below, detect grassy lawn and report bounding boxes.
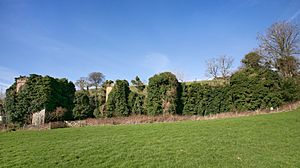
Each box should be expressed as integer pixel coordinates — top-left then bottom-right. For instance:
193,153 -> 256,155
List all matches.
1,109 -> 300,168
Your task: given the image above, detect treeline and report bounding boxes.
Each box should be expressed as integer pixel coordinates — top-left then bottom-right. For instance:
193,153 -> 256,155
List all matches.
3,21 -> 300,124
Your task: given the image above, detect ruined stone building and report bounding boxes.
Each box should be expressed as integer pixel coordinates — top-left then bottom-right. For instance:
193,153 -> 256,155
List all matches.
5,74 -> 75,125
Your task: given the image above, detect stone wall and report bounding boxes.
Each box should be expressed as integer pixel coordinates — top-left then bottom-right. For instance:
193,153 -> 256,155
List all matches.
16,77 -> 27,93
32,109 -> 46,126
106,84 -> 114,102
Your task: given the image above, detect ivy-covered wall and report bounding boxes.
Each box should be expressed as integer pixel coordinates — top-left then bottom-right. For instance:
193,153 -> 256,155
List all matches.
5,74 -> 75,124
146,72 -> 179,115
106,80 -> 131,117
4,70 -> 300,123
181,83 -> 230,116
229,68 -> 283,111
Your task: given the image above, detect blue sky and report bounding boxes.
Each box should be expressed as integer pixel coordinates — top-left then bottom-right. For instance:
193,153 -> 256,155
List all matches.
0,0 -> 300,89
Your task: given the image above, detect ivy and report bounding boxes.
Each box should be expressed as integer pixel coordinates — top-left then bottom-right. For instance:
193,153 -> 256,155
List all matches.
5,74 -> 75,124
106,80 -> 131,117
146,72 -> 179,115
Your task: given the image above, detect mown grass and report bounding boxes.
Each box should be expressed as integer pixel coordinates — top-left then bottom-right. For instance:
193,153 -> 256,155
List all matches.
1,109 -> 300,168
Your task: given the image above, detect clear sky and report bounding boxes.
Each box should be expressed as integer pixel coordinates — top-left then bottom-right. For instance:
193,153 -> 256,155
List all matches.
0,0 -> 300,89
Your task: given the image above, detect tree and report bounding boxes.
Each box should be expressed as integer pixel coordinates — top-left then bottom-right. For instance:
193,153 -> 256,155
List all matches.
242,51 -> 263,69
258,21 -> 300,77
277,56 -> 299,77
131,76 -> 145,92
206,58 -> 219,79
206,55 -> 234,79
75,77 -> 89,91
88,72 -> 105,91
218,55 -> 234,78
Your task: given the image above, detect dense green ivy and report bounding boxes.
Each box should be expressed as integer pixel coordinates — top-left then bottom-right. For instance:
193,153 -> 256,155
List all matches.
146,72 -> 179,115
128,92 -> 145,115
5,74 -> 75,124
4,69 -> 300,123
72,91 -> 95,119
181,83 -> 230,115
280,77 -> 300,103
229,68 -> 283,111
106,80 -> 131,117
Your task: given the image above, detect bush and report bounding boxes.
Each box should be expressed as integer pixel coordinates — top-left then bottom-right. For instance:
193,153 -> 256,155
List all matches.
146,72 -> 179,115
46,107 -> 67,122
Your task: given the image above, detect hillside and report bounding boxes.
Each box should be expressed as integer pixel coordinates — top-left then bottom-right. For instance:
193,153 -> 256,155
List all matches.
1,108 -> 300,167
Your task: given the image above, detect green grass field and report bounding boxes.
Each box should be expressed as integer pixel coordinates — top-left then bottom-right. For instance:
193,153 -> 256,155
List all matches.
1,109 -> 300,168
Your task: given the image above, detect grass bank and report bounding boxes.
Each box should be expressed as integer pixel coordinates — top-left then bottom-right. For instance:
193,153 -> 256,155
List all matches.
1,108 -> 300,167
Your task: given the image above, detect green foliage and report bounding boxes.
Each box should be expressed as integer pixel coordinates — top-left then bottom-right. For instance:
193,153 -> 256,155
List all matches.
128,92 -> 145,115
131,76 -> 145,92
242,52 -> 263,69
280,77 -> 300,102
72,91 -> 95,119
93,86 -> 106,118
5,74 -> 75,124
229,68 -> 283,111
106,80 -> 131,117
147,72 -> 179,115
181,83 -> 230,115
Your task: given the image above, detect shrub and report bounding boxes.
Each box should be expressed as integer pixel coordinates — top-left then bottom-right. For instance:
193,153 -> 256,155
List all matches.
46,107 -> 67,122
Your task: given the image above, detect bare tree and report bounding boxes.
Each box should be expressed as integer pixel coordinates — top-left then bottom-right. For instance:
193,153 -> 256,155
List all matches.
206,58 -> 219,79
258,21 -> 300,77
218,55 -> 234,78
75,77 -> 89,90
88,72 -> 105,91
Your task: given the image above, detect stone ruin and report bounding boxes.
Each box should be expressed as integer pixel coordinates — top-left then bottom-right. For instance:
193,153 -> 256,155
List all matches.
15,77 -> 47,126
106,83 -> 114,102
16,77 -> 27,93
32,109 -> 46,126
